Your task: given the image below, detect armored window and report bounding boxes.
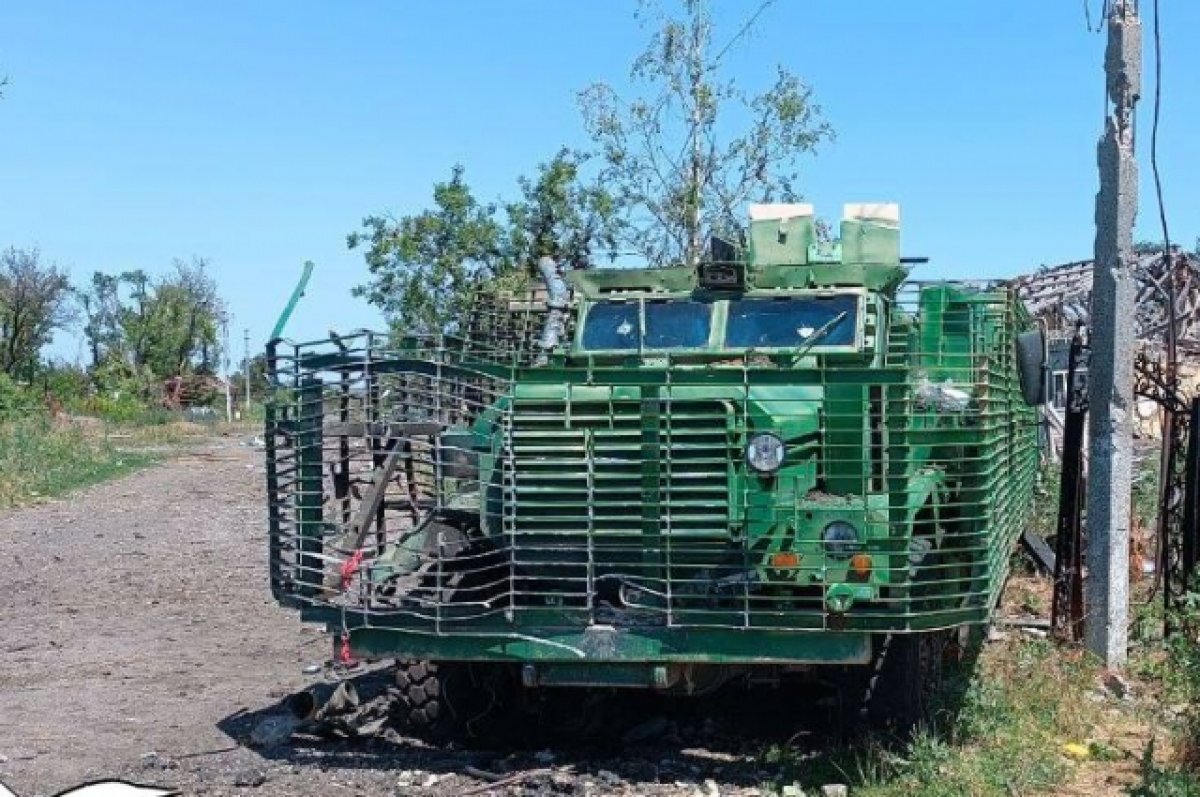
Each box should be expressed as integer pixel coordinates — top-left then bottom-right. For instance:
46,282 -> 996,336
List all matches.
580,301 -> 639,350
643,300 -> 711,348
725,295 -> 858,349
580,299 -> 712,351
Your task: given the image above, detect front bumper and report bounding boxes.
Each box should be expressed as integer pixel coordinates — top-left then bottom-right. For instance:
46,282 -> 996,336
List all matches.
333,618 -> 873,666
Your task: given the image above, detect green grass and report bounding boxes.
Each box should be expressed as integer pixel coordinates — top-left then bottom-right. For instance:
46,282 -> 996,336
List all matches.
767,639 -> 1104,797
1129,592 -> 1200,796
1130,743 -> 1200,797
0,416 -> 159,507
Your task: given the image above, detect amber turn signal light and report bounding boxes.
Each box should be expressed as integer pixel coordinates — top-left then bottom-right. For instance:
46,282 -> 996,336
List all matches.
849,553 -> 873,578
769,551 -> 801,568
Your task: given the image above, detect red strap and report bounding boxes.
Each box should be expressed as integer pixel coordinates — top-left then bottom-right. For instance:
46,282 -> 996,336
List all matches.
338,631 -> 353,664
339,549 -> 365,591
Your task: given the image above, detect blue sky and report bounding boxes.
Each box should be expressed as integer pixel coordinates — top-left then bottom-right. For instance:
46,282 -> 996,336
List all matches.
1,1 -> 1197,365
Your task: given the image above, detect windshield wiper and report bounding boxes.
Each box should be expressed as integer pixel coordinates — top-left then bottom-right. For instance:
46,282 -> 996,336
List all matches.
791,310 -> 849,361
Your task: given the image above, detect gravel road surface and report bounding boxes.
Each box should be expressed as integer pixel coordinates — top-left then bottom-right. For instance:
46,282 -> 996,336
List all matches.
0,439 -> 813,797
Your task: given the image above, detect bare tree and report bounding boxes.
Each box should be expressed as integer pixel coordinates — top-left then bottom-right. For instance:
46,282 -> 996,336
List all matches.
0,248 -> 75,379
579,0 -> 832,266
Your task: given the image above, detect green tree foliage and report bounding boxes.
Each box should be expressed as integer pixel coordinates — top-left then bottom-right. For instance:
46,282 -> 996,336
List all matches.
578,0 -> 832,266
132,258 -> 224,376
350,155 -> 620,331
238,352 -> 269,402
0,247 -> 75,380
506,148 -> 623,269
78,271 -> 125,367
349,166 -> 506,334
80,258 -> 226,381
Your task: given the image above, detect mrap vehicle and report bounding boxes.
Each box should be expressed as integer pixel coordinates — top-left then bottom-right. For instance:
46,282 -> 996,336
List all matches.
264,203 -> 1043,737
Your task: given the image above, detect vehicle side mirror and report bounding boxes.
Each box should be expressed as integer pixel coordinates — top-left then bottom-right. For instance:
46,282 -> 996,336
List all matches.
1015,328 -> 1047,406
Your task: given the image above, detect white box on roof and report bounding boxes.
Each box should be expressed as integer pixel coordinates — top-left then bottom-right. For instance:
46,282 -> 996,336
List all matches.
748,203 -> 815,222
843,203 -> 899,225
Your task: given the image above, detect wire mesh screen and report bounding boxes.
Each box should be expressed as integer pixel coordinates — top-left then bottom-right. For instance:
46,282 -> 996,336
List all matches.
266,282 -> 1038,641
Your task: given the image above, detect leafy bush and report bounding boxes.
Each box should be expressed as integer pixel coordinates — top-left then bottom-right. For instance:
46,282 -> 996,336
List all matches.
35,361 -> 92,410
0,373 -> 40,421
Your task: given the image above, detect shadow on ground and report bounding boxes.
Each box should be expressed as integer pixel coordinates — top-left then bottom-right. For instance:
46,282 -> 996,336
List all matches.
215,646 -> 982,794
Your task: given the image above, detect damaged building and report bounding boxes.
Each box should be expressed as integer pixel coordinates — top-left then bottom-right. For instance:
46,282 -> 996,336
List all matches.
1012,247 -> 1200,436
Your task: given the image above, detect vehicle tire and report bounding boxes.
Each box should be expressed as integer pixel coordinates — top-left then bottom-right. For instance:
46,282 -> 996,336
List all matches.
376,516 -> 507,609
393,659 -> 513,743
869,630 -> 949,734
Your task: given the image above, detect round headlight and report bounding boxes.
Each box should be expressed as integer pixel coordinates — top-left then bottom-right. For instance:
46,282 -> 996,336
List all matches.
822,521 -> 860,558
745,432 -> 786,474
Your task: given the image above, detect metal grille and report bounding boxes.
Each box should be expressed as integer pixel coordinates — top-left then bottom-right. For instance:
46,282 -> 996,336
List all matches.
506,398 -> 736,625
265,282 -> 1039,647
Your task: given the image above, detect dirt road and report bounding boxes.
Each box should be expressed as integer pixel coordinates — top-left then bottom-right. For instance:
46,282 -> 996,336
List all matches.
0,439 -> 794,797
0,439 -> 322,795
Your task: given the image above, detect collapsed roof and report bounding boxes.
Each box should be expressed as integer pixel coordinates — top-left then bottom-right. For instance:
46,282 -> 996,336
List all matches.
1012,249 -> 1200,352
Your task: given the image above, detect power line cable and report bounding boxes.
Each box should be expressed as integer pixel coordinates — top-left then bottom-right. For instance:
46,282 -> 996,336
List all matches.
1149,0 -> 1170,261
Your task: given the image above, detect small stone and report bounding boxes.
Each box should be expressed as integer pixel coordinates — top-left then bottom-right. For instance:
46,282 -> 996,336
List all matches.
782,785 -> 807,797
1102,670 -> 1131,699
302,663 -> 322,675
704,778 -> 720,797
597,769 -> 622,786
423,773 -> 440,788
1019,627 -> 1048,640
821,786 -> 848,797
233,768 -> 268,788
139,751 -> 177,770
397,769 -> 417,784
987,628 -> 1009,643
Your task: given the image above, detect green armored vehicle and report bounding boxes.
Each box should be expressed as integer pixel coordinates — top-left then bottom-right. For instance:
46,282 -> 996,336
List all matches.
265,203 -> 1043,735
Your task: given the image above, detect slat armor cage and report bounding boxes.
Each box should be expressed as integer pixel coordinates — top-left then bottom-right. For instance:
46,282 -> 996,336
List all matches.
265,280 -> 1039,664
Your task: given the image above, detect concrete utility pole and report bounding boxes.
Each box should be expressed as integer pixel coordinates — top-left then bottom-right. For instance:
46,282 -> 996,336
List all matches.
1085,0 -> 1142,667
221,315 -> 233,424
243,328 -> 252,413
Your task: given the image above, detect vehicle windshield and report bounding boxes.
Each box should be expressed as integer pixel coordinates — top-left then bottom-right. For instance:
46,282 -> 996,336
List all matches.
580,299 -> 712,350
725,295 -> 859,349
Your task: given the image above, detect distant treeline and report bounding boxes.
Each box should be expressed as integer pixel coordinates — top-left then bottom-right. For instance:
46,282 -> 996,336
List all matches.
0,246 -> 257,420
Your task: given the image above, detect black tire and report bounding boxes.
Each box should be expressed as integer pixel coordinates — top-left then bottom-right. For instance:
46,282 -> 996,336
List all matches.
377,517 -> 507,610
393,659 -> 513,743
869,630 -> 949,734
